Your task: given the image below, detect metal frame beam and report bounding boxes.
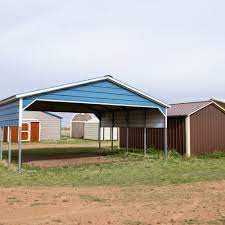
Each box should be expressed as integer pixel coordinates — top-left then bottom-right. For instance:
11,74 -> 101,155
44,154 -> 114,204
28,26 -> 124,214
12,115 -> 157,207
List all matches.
8,126 -> 11,165
0,126 -> 3,160
164,109 -> 168,159
18,98 -> 23,174
111,112 -> 114,151
98,116 -> 101,149
126,111 -> 129,152
144,111 -> 147,156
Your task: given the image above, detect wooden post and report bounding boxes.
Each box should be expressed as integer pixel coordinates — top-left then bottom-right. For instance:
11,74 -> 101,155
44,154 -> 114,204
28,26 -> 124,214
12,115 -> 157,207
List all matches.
8,127 -> 11,165
0,127 -> 3,160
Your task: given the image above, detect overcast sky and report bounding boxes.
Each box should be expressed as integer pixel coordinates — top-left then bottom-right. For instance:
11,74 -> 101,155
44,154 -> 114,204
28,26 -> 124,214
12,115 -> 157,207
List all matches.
1,1 -> 225,125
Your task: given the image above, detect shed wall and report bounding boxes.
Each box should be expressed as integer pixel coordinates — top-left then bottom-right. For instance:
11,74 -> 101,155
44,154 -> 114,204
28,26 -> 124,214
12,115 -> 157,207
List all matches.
190,104 -> 225,155
71,122 -> 84,138
23,111 -> 61,140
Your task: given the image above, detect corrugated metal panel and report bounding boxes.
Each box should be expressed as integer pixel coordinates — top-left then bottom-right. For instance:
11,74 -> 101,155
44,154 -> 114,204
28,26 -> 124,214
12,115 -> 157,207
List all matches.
22,80 -> 166,113
119,117 -> 186,155
190,104 -> 225,155
167,117 -> 186,155
120,128 -> 164,150
101,109 -> 165,128
0,100 -> 20,126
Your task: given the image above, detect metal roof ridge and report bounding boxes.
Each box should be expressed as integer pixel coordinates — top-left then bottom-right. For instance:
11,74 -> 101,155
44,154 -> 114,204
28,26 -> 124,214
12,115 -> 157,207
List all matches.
0,75 -> 170,108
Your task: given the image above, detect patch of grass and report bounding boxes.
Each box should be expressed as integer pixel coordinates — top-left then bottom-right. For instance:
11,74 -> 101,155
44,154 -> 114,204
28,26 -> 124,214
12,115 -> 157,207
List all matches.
207,215 -> 225,225
1,147 -> 225,187
2,137 -> 118,149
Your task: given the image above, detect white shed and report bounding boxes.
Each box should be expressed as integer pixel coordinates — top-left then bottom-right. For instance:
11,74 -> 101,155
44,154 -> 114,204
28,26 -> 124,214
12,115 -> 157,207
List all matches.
71,113 -> 118,140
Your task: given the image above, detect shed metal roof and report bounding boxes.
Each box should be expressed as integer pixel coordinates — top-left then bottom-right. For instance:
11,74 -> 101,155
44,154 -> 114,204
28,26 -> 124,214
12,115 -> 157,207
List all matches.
168,101 -> 211,117
72,113 -> 93,122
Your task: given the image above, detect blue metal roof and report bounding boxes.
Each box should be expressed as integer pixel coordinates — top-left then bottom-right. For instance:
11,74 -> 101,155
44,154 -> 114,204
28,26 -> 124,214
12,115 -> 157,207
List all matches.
0,76 -> 169,126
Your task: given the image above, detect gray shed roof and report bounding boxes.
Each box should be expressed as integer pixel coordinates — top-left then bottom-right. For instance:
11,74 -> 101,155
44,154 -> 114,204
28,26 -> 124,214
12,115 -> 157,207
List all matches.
168,101 -> 211,117
72,113 -> 93,122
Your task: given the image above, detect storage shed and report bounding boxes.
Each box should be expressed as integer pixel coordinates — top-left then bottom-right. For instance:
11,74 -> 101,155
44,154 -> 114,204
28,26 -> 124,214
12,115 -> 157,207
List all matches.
71,113 -> 118,140
120,99 -> 225,156
4,111 -> 61,142
70,113 -> 93,138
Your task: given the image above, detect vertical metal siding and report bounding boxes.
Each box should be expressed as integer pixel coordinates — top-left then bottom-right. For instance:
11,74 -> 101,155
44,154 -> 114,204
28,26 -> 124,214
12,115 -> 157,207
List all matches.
190,104 -> 225,155
120,117 -> 186,155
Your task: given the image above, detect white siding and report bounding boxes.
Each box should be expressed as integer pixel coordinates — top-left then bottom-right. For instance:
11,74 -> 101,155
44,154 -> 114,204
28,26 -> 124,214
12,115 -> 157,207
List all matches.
84,123 -> 118,140
23,111 -> 61,140
102,127 -> 118,140
84,123 -> 99,140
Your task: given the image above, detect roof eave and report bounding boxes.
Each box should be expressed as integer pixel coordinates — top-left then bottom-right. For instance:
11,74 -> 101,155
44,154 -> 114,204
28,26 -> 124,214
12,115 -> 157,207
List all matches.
0,95 -> 18,106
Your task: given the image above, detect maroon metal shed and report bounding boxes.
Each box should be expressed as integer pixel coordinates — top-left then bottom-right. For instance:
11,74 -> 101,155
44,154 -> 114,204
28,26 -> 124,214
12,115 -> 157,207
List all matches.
120,99 -> 225,156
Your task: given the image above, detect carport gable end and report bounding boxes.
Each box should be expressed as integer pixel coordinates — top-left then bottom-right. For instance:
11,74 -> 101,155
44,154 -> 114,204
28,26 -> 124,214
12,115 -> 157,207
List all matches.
19,76 -> 169,115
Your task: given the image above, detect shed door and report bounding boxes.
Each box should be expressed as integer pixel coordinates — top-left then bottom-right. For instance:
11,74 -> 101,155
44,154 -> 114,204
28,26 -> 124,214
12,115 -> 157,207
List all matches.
30,122 -> 40,142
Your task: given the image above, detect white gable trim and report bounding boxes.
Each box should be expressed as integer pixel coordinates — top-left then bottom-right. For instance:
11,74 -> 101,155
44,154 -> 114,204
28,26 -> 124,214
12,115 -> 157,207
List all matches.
188,101 -> 225,117
0,75 -> 169,108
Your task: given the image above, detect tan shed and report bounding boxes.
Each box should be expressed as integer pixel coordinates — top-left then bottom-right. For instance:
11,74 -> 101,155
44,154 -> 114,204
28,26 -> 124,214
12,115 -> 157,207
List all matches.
4,111 -> 62,142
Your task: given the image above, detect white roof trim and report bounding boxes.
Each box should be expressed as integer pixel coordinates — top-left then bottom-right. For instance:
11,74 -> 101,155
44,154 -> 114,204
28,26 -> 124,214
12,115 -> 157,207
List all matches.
108,76 -> 170,108
18,75 -> 170,108
0,75 -> 170,108
16,76 -> 107,98
188,102 -> 212,116
212,98 -> 225,105
188,101 -> 225,116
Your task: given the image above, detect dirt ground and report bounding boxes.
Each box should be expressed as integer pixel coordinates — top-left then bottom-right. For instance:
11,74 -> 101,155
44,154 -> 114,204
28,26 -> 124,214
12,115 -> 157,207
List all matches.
2,142 -> 112,150
1,181 -> 225,225
24,151 -> 116,167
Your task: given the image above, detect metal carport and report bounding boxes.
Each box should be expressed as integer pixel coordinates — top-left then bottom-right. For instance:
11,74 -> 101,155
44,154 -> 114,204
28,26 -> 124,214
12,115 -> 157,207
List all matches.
0,75 -> 170,174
